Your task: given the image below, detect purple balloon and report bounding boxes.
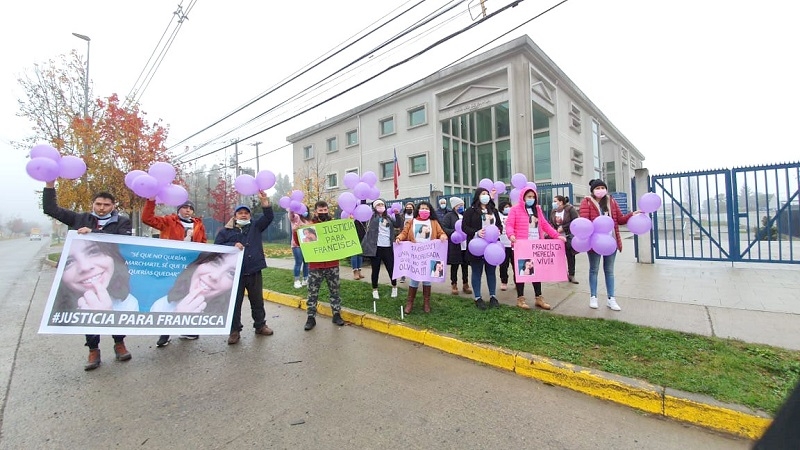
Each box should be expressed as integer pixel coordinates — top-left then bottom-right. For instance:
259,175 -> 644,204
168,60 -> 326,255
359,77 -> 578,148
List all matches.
343,172 -> 360,190
639,192 -> 662,214
361,171 -> 378,187
479,178 -> 494,191
156,184 -> 189,206
483,224 -> 500,243
368,186 -> 381,200
353,182 -> 370,200
451,232 -> 465,244
390,202 -> 402,214
526,181 -> 537,191
493,181 -> 506,194
626,214 -> 652,235
570,236 -> 592,253
483,242 -> 506,266
509,188 -> 521,204
338,192 -> 357,213
340,210 -> 350,219
468,237 -> 488,257
255,170 -> 276,190
511,173 -> 527,189
132,174 -> 160,198
290,190 -> 305,202
148,162 -> 176,187
591,233 -> 618,256
57,155 -> 86,179
234,174 -> 260,196
570,217 -> 593,239
298,204 -> 308,215
289,200 -> 304,213
26,157 -> 59,182
278,196 -> 291,209
125,170 -> 147,190
454,219 -> 463,232
353,204 -> 373,222
593,215 -> 615,235
29,144 -> 61,162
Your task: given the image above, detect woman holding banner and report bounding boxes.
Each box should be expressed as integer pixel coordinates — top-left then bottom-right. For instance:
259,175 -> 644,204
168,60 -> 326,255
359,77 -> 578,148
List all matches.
396,201 -> 447,314
505,186 -> 565,310
361,199 -> 403,300
289,210 -> 310,289
150,252 -> 238,315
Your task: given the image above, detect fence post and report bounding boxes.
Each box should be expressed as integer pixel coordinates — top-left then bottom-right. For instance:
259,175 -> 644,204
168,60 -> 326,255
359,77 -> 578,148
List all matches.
634,168 -> 653,264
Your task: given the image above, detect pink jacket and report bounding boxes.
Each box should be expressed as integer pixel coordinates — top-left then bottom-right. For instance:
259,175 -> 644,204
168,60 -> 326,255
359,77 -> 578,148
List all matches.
505,187 -> 560,245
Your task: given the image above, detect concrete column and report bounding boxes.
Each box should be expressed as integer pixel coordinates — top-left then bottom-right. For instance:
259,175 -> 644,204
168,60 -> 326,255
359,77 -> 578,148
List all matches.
634,168 -> 653,264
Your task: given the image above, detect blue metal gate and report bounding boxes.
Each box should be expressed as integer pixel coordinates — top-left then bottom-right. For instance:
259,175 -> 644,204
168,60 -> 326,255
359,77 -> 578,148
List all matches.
650,162 -> 800,264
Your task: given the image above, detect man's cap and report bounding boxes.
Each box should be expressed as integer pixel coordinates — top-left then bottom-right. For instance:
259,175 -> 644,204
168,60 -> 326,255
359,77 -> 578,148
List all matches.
177,201 -> 195,211
450,197 -> 465,209
234,204 -> 251,214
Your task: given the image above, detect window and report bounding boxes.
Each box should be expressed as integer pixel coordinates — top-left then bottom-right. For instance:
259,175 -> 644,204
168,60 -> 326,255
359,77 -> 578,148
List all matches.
534,132 -> 551,180
326,172 -> 338,190
379,116 -> 395,136
380,160 -> 395,180
326,137 -> 338,153
475,108 -> 492,143
409,153 -> 428,175
477,143 -> 494,180
606,161 -> 617,192
571,147 -> 584,163
407,105 -> 426,128
569,103 -> 582,133
591,120 -> 602,179
495,102 -> 510,138
303,145 -> 314,160
345,130 -> 358,147
345,167 -> 359,175
496,139 -> 511,182
442,137 -> 451,184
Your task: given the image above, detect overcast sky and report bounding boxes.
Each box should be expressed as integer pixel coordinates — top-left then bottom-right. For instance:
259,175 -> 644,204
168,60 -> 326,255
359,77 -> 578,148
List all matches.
2,0 -> 798,224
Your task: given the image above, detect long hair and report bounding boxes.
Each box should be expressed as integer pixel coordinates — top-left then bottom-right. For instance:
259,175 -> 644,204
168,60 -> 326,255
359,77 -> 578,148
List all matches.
470,187 -> 497,212
415,201 -> 439,221
168,252 -> 234,315
55,241 -> 130,311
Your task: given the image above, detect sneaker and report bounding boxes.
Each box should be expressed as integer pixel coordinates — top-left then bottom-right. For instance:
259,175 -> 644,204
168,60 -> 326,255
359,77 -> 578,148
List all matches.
84,349 -> 101,371
500,283 -> 507,291
293,279 -> 302,289
156,335 -> 170,347
489,296 -> 500,308
114,342 -> 131,361
255,325 -> 274,336
179,335 -> 199,340
372,290 -> 380,300
607,297 -> 621,311
227,331 -> 240,345
332,313 -> 345,326
475,297 -> 487,310
589,296 -> 598,309
304,316 -> 316,331
391,287 -> 398,298
301,278 -> 308,286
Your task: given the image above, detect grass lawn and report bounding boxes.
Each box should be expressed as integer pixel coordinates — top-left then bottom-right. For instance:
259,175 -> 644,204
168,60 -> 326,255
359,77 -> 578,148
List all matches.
264,266 -> 799,415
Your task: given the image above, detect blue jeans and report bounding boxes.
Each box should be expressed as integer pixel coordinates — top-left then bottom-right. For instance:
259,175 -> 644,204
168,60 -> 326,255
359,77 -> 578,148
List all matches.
587,251 -> 616,298
408,279 -> 431,288
351,255 -> 363,270
470,260 -> 497,300
292,246 -> 308,279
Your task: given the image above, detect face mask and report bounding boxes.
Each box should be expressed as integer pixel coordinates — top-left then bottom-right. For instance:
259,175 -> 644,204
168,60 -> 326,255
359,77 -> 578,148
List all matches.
525,199 -> 536,207
594,189 -> 607,199
418,210 -> 430,220
456,206 -> 464,214
92,212 -> 112,220
439,202 -> 447,209
502,207 -> 510,215
375,206 -> 385,214
479,194 -> 490,205
236,219 -> 250,226
317,213 -> 330,222
405,208 -> 413,214
552,201 -> 559,209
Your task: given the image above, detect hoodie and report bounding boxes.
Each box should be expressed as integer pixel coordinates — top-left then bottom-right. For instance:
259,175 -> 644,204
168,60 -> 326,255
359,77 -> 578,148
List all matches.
505,187 -> 560,244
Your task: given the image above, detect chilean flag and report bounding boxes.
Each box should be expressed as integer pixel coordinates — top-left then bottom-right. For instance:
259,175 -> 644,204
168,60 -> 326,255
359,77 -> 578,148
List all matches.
393,148 -> 400,199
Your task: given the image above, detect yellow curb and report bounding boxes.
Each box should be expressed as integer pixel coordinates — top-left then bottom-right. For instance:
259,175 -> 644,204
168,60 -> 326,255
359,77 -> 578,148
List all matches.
263,290 -> 301,308
664,392 -> 770,440
423,332 -> 516,371
361,314 -> 391,334
339,308 -> 364,326
386,321 -> 427,344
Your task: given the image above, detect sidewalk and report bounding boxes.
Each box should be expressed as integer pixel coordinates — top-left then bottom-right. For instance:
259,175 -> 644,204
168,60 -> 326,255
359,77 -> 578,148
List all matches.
268,233 -> 800,351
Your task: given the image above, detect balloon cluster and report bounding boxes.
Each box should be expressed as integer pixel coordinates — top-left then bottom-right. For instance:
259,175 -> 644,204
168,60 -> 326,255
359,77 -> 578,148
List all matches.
627,192 -> 662,234
464,221 -> 505,266
234,170 -> 276,195
25,144 -> 87,182
343,171 -> 381,201
477,178 -> 507,200
278,190 -> 307,215
509,173 -> 537,205
337,192 -> 372,222
125,162 -> 188,206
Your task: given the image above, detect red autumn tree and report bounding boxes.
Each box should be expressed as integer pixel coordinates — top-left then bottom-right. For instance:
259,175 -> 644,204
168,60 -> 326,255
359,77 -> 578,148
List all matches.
208,176 -> 239,223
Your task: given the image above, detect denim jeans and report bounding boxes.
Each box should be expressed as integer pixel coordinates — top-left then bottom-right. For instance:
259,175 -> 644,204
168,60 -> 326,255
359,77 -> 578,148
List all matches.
292,246 -> 308,279
351,255 -> 363,270
587,250 -> 616,298
408,279 -> 431,288
470,260 -> 497,300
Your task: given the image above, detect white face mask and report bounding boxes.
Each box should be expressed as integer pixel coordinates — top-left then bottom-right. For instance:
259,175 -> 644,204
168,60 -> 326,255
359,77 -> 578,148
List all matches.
479,194 -> 490,205
552,201 -> 559,209
236,219 -> 251,226
439,202 -> 447,209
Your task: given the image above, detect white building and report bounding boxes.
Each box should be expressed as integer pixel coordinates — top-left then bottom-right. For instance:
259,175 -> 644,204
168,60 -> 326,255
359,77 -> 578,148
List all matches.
287,35 -> 644,203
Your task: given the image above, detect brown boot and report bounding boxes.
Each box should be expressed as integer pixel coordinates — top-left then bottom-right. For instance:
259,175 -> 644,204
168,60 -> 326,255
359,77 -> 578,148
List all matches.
353,269 -> 359,280
422,285 -> 432,313
84,349 -> 101,371
451,283 -> 459,295
535,295 -> 552,310
404,286 -> 418,314
516,296 -> 531,310
462,283 -> 472,294
113,342 -> 131,361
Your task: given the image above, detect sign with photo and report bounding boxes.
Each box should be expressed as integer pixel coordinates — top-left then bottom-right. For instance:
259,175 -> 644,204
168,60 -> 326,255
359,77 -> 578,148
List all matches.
513,239 -> 568,282
297,219 -> 363,262
392,240 -> 448,282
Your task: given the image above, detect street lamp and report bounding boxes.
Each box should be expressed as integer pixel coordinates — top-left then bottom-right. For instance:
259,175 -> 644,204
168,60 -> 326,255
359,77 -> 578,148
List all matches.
72,32 -> 91,118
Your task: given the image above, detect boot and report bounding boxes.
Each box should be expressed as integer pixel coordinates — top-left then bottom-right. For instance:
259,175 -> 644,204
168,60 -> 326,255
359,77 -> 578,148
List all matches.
451,283 -> 459,295
114,342 -> 132,361
404,286 -> 418,314
535,295 -> 552,310
84,349 -> 101,371
353,269 -> 359,280
462,283 -> 472,294
357,269 -> 364,279
422,285 -> 432,313
568,275 -> 579,284
516,296 -> 531,310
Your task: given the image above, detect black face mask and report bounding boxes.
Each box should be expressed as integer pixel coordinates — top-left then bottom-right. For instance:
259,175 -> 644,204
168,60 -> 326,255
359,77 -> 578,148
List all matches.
405,209 -> 413,214
317,213 -> 330,222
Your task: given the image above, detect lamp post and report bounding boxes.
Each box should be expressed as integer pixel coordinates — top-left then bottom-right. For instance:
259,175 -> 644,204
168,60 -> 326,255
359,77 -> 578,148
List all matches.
71,32 -> 91,118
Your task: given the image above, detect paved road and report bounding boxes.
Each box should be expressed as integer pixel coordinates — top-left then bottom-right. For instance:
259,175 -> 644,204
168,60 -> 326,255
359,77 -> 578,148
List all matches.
0,240 -> 750,449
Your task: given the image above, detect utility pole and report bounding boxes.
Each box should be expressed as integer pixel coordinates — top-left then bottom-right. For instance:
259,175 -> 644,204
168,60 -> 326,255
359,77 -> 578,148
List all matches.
249,141 -> 262,173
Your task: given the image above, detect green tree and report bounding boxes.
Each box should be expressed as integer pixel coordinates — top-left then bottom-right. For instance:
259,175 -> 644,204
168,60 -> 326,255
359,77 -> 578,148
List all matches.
271,173 -> 293,206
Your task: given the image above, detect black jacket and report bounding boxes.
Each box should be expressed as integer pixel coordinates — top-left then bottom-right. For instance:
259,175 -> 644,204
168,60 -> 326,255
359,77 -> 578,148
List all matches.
214,209 -> 274,275
461,189 -> 502,264
440,210 -> 464,265
43,187 -> 131,235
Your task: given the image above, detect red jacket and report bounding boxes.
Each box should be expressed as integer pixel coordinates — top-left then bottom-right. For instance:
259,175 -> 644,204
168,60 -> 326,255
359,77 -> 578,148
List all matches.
578,196 -> 632,251
142,199 -> 207,243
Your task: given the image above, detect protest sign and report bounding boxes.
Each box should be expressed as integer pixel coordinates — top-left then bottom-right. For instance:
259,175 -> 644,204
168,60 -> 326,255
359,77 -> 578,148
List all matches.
38,231 -> 242,335
298,219 -> 362,262
513,239 -> 568,282
392,240 -> 448,282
